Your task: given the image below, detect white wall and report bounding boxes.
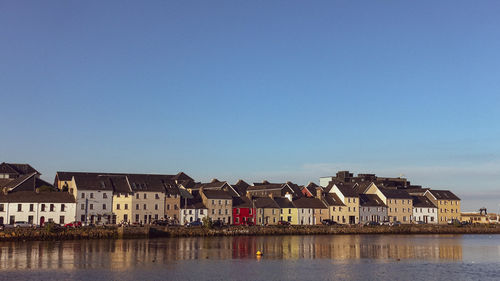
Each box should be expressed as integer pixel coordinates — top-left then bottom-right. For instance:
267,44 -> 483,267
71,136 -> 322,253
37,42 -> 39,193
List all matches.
75,190 -> 113,224
413,207 -> 438,224
297,208 -> 314,225
180,208 -> 207,225
0,202 -> 76,225
320,177 -> 334,187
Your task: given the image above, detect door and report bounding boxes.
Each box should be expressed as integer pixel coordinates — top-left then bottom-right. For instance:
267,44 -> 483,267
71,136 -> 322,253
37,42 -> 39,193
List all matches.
40,216 -> 45,226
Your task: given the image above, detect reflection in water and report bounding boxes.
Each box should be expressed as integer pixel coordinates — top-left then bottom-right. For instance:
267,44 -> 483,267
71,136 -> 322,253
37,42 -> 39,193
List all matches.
0,235 -> 471,271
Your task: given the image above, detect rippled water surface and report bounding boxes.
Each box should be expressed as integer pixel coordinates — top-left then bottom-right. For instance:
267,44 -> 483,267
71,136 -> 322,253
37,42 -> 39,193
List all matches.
1,234 -> 500,280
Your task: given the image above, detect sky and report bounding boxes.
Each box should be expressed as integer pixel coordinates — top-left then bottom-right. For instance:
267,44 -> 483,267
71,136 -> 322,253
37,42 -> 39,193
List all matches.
1,1 -> 500,212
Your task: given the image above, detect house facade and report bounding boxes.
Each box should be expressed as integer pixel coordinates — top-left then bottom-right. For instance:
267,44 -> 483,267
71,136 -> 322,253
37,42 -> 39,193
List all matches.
254,197 -> 280,225
412,195 -> 438,224
200,189 -> 233,224
365,183 -> 413,223
232,197 -> 256,225
180,198 -> 207,224
327,183 -> 359,224
275,197 -> 297,224
359,194 -> 387,224
424,190 -> 461,224
323,193 -> 346,224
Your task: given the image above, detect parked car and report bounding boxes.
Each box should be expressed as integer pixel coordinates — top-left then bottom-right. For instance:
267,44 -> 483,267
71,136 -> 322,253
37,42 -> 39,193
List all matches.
364,221 -> 380,226
381,220 -> 391,226
13,221 -> 33,228
448,219 -> 461,225
278,220 -> 291,226
321,219 -> 337,226
64,221 -> 82,228
390,221 -> 401,226
187,221 -> 203,227
212,220 -> 224,227
152,220 -> 169,226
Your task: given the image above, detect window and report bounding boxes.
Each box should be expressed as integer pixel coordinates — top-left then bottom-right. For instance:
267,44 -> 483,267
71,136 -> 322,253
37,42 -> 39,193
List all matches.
348,207 -> 351,212
348,198 -> 351,203
90,193 -> 94,199
212,200 -> 215,205
61,204 -> 65,212
50,204 -> 55,212
225,209 -> 228,215
136,214 -> 139,222
17,204 -> 22,212
235,217 -> 239,224
200,210 -> 204,215
143,204 -> 147,210
144,194 -> 147,199
125,204 -> 128,210
249,209 -> 252,215
218,200 -> 221,205
0,204 -> 3,212
81,204 -> 84,210
81,193 -> 85,199
90,204 -> 94,210
174,204 -> 178,210
219,209 -> 222,215
155,194 -> 160,199
167,204 -> 171,210
155,204 -> 158,210
117,204 -> 121,210
212,209 -> 215,215
30,204 -> 34,212
136,194 -> 140,199
103,204 -> 106,210
125,193 -> 128,198
60,216 -> 65,224
236,208 -> 240,215
188,210 -> 192,215
136,204 -> 139,210
103,193 -> 107,199
332,207 -> 335,211
288,209 -> 291,214
353,207 -> 356,212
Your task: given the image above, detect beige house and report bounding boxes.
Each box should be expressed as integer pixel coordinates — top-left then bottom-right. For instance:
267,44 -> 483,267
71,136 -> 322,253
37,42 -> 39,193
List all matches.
327,182 -> 359,224
424,190 -> 461,224
200,189 -> 233,224
254,197 -> 280,225
365,183 -> 413,223
323,193 -> 346,224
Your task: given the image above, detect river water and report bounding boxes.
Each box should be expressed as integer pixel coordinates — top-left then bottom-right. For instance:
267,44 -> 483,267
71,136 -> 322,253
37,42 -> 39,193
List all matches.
0,234 -> 499,280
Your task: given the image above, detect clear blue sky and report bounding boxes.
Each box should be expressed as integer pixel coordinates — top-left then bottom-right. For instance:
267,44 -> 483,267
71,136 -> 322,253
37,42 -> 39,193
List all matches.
1,1 -> 500,211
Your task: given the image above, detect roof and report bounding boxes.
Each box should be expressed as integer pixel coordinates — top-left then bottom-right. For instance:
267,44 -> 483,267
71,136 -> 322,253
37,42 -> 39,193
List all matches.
232,197 -> 253,208
201,189 -> 233,199
181,197 -> 207,209
406,188 -> 429,195
274,197 -> 295,208
0,190 -> 76,203
323,193 -> 345,206
254,197 -> 279,208
192,181 -> 240,197
303,182 -> 319,197
293,197 -> 327,209
412,196 -> 437,208
353,182 -> 373,194
379,188 -> 412,199
427,190 -> 460,200
359,194 -> 387,207
247,183 -> 284,191
0,163 -> 39,176
331,183 -> 359,197
232,180 -> 250,196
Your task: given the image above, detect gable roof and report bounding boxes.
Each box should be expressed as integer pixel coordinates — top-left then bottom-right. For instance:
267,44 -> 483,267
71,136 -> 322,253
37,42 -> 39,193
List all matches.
412,195 -> 437,208
232,196 -> 253,208
426,189 -> 460,201
379,188 -> 412,199
0,190 -> 76,203
331,183 -> 359,197
359,194 -> 387,207
232,180 -> 250,197
0,163 -> 39,176
274,197 -> 295,208
201,189 -> 233,199
254,197 -> 279,208
323,193 -> 345,206
293,197 -> 327,209
181,196 -> 206,209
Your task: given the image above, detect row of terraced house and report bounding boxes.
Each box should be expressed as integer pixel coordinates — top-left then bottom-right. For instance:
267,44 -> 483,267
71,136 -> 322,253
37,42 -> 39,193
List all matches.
0,163 -> 461,226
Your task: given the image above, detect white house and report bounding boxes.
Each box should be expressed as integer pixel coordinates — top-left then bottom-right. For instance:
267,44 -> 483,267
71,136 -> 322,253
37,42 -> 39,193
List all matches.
412,195 -> 438,224
180,199 -> 207,225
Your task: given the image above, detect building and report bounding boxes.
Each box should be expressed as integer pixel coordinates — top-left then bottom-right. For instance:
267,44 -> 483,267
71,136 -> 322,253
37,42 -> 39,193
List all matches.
359,194 -> 387,224
275,197 -> 297,224
180,197 -> 207,225
412,195 -> 438,224
364,183 -> 413,223
424,190 -> 461,224
322,193 -> 346,224
247,181 -> 303,199
232,196 -> 256,225
292,197 -> 316,225
200,189 -> 233,224
0,163 -> 76,226
326,182 -> 359,224
254,197 -> 280,225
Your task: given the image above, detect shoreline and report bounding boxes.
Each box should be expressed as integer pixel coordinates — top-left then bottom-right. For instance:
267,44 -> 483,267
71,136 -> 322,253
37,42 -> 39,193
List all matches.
1,224 -> 500,242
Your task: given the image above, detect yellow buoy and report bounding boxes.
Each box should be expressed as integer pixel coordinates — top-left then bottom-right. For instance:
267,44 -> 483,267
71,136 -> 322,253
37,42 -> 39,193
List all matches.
256,251 -> 262,256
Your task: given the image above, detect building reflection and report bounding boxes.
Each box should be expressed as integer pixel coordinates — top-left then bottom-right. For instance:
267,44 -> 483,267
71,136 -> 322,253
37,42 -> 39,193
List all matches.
0,235 -> 463,270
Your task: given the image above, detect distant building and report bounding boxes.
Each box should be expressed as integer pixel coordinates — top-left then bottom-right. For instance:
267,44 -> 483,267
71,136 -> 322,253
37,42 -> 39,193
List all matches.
200,189 -> 233,224
359,194 -> 387,224
424,190 -> 461,224
232,196 -> 256,225
365,183 -> 413,223
180,197 -> 207,225
412,195 -> 438,224
254,197 -> 280,225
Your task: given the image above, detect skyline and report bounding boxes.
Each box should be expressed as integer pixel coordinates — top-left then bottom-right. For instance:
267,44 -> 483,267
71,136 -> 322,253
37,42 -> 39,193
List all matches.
1,1 -> 500,212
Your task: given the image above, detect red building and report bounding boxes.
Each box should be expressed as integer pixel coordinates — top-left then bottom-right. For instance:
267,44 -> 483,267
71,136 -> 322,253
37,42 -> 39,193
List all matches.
232,197 -> 256,225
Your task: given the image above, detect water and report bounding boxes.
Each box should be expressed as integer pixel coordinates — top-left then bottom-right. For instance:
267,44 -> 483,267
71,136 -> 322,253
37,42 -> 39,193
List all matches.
1,234 -> 500,280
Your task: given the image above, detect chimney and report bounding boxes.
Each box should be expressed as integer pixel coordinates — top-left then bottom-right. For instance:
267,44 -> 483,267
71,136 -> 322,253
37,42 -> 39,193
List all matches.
211,178 -> 219,183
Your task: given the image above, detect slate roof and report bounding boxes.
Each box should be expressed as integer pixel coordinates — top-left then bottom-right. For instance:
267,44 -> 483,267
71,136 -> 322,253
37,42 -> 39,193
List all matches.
0,163 -> 39,176
323,193 -> 346,206
303,182 -> 319,197
232,196 -> 253,208
181,197 -> 206,209
332,183 -> 359,197
254,197 -> 279,208
379,188 -> 413,199
293,197 -> 327,209
232,180 -> 250,196
412,195 -> 437,208
427,190 -> 460,201
0,190 -> 76,203
201,189 -> 233,199
274,197 -> 295,208
359,194 -> 387,207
